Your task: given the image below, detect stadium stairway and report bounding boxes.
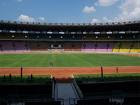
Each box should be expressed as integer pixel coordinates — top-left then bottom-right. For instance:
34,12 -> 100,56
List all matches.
54,78 -> 80,105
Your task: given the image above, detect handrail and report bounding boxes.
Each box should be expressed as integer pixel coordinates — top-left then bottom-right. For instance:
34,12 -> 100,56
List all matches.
72,76 -> 84,98
52,77 -> 55,99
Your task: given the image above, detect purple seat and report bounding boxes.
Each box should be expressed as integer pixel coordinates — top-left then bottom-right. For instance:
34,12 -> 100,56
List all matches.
81,43 -> 113,53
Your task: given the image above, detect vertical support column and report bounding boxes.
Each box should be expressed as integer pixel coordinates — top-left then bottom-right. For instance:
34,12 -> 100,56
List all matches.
101,66 -> 104,80
21,66 -> 23,79
116,67 -> 119,73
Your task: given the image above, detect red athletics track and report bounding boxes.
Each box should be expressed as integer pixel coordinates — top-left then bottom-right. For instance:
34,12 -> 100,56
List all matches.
0,66 -> 140,79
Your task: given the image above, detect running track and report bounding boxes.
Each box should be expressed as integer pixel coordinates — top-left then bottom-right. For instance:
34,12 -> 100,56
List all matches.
0,66 -> 140,79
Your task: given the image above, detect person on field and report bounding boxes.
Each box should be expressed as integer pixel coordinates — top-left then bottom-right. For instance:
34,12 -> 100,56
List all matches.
50,62 -> 53,67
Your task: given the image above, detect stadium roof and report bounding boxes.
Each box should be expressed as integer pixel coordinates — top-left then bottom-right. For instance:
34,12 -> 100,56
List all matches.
1,20 -> 140,26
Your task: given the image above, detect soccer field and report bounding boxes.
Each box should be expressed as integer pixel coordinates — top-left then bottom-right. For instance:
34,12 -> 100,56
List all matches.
0,53 -> 140,67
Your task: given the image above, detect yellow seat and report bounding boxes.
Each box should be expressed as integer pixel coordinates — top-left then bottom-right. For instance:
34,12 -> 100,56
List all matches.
130,43 -> 140,53
113,43 -> 121,52
119,43 -> 132,53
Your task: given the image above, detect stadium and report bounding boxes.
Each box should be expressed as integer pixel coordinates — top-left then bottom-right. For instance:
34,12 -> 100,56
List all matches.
0,20 -> 140,105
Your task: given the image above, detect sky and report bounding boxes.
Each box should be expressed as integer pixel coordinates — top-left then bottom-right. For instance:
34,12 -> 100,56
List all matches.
0,0 -> 140,23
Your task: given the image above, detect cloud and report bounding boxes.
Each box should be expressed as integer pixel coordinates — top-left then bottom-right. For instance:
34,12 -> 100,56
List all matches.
102,17 -> 112,22
18,14 -> 35,22
91,17 -> 113,23
38,17 -> 45,21
82,6 -> 96,14
117,0 -> 140,21
91,0 -> 140,23
91,18 -> 100,23
97,0 -> 119,7
18,14 -> 46,22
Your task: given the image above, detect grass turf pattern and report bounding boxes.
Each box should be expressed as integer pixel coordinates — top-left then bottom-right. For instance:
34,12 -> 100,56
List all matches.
0,53 -> 140,67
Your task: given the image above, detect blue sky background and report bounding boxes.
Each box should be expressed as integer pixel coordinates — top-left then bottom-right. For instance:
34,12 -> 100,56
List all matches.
0,0 -> 139,23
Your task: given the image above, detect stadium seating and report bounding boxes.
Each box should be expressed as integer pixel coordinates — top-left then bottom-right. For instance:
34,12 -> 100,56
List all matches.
123,97 -> 140,105
14,42 -> 28,52
76,98 -> 110,105
77,81 -> 140,98
25,101 -> 61,105
0,84 -> 52,98
81,43 -> 113,53
0,101 -> 61,105
0,102 -> 7,105
0,41 -> 140,53
130,42 -> 140,53
64,43 -> 82,51
81,43 -> 96,52
0,41 -> 15,52
96,43 -> 112,52
113,43 -> 121,53
119,43 -> 132,53
76,81 -> 140,105
107,43 -> 114,52
64,43 -> 72,51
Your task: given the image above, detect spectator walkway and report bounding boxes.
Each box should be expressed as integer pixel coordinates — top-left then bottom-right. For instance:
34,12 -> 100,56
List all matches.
55,82 -> 79,105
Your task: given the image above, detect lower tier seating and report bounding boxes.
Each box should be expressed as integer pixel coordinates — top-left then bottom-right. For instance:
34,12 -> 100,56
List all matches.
130,42 -> 140,53
0,41 -> 140,53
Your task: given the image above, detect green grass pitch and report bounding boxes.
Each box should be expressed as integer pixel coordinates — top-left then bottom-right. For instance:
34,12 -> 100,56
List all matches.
0,53 -> 140,67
